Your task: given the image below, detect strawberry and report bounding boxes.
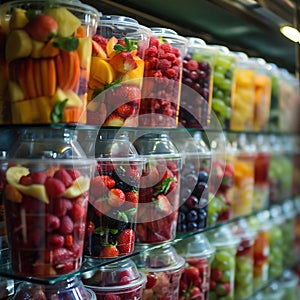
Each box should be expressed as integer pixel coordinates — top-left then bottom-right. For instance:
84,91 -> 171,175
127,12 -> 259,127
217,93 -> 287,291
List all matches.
184,266 -> 200,283
100,245 -> 119,258
117,103 -> 135,118
104,113 -> 124,127
140,165 -> 160,188
47,234 -> 64,249
92,34 -> 107,51
30,172 -> 48,184
91,40 -> 107,58
52,248 -> 74,264
117,229 -> 135,254
146,273 -> 157,289
59,215 -> 74,235
45,177 -> 66,197
68,203 -> 85,220
156,194 -> 171,215
110,52 -> 137,73
90,176 -> 106,197
211,269 -> 222,281
190,286 -> 202,299
100,175 -> 115,189
108,188 -> 125,207
125,191 -> 138,204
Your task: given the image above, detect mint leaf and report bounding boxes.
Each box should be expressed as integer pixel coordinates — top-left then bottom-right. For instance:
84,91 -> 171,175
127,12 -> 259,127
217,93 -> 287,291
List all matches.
51,99 -> 68,123
113,38 -> 137,54
154,177 -> 176,196
53,36 -> 79,51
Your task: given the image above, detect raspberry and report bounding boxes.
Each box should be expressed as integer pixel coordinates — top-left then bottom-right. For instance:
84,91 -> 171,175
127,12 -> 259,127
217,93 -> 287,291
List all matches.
19,175 -> 32,186
30,172 -> 48,184
46,214 -> 60,232
67,169 -> 82,180
165,68 -> 176,78
45,177 -> 66,197
165,52 -> 176,61
68,241 -> 83,257
52,248 -> 73,264
59,215 -> 74,235
172,47 -> 180,57
145,45 -> 158,57
149,36 -> 159,48
158,59 -> 172,71
159,42 -> 172,53
47,234 -> 65,249
54,169 -> 73,188
68,203 -> 85,221
52,198 -> 72,217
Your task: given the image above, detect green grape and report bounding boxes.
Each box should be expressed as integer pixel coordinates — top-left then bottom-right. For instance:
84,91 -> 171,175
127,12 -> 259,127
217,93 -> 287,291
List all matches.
219,79 -> 232,91
209,291 -> 218,300
214,72 -> 225,85
212,98 -> 227,116
216,284 -> 227,296
221,270 -> 231,282
215,56 -> 232,69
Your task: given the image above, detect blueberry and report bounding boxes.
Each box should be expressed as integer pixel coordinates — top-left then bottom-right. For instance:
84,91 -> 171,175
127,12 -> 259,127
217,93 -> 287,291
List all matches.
198,170 -> 209,183
195,182 -> 208,195
179,204 -> 189,215
184,173 -> 198,189
177,223 -> 187,232
187,210 -> 198,222
177,211 -> 186,223
185,195 -> 199,209
187,222 -> 199,231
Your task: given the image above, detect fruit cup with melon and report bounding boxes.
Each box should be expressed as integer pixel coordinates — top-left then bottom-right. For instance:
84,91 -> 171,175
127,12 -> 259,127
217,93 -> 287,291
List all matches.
0,0 -> 98,124
83,133 -> 144,259
230,52 -> 256,131
87,16 -> 150,127
139,28 -> 187,128
2,159 -> 95,277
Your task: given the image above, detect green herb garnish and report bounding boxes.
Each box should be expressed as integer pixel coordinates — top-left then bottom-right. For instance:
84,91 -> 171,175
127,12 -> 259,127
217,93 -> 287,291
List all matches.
53,36 -> 79,51
51,99 -> 68,123
114,38 -> 137,54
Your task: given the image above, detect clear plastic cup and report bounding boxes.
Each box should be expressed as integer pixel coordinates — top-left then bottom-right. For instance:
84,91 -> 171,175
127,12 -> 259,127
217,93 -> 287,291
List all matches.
87,15 -> 151,127
278,270 -> 299,300
206,225 -> 240,300
2,128 -> 95,277
12,276 -> 94,299
133,245 -> 185,300
179,37 -> 216,129
83,133 -> 144,258
230,52 -> 256,131
231,219 -> 255,300
174,132 -> 211,233
175,234 -> 215,300
0,0 -> 99,124
139,27 -> 187,128
82,258 -> 146,300
133,133 -> 182,244
210,45 -> 237,130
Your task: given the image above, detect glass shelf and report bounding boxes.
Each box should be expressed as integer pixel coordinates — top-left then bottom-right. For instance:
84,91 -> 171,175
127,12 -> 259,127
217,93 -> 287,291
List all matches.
0,200 -> 294,285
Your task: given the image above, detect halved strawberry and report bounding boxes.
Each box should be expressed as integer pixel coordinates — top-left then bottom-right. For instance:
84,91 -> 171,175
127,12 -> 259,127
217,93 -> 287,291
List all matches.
100,245 -> 119,258
117,229 -> 135,254
156,194 -> 171,215
117,103 -> 135,118
99,175 -> 115,189
110,52 -> 137,73
108,188 -> 125,207
104,113 -> 124,127
92,34 -> 107,51
91,40 -> 107,58
125,191 -> 138,204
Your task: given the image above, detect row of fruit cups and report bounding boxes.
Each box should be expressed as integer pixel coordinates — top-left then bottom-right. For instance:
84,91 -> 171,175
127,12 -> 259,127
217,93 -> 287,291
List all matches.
0,1 -> 299,133
1,127 -> 297,278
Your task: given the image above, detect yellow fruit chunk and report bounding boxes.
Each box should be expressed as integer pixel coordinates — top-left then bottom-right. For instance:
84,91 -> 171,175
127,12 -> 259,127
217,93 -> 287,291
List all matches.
51,88 -> 67,105
91,57 -> 117,85
122,57 -> 144,87
9,8 -> 29,30
5,29 -> 32,62
5,184 -> 23,203
106,36 -> 118,57
45,7 -> 81,37
31,40 -> 44,58
62,176 -> 90,198
64,89 -> 83,108
77,37 -> 92,68
6,166 -> 49,203
8,81 -> 25,102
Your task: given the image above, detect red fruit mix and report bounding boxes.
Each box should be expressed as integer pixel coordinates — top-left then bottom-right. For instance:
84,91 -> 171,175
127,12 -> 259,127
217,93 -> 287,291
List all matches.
208,159 -> 234,225
84,160 -> 141,258
179,258 -> 210,300
139,35 -> 185,128
136,159 -> 180,244
3,165 -> 90,277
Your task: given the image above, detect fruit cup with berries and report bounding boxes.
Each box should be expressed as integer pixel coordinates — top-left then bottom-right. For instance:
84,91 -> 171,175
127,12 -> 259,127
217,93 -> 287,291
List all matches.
179,37 -> 216,129
2,127 -> 95,277
133,133 -> 182,244
82,258 -> 146,300
133,245 -> 185,300
174,132 -> 211,234
0,0 -> 99,124
84,132 -> 144,258
87,15 -> 151,127
139,28 -> 187,128
206,225 -> 240,300
231,219 -> 255,300
175,234 -> 215,300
